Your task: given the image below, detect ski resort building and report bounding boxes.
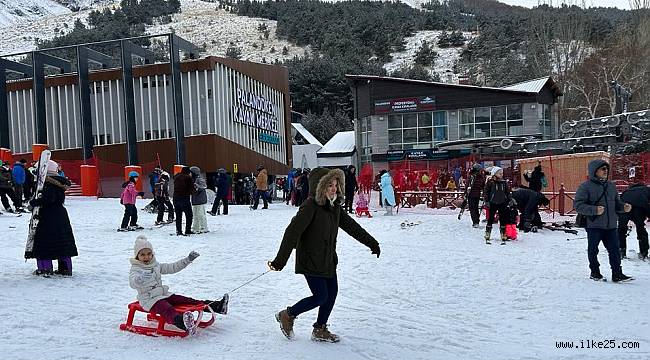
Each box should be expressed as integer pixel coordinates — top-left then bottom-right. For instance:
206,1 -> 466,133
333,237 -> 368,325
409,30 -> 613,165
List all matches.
346,75 -> 562,171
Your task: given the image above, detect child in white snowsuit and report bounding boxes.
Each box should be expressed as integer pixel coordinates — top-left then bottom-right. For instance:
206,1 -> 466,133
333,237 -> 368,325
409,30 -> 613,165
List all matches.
129,235 -> 229,336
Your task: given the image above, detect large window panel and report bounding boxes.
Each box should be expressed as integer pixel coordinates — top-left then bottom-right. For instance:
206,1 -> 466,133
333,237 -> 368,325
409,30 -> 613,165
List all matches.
491,122 -> 506,136
459,124 -> 474,139
433,127 -> 447,142
403,143 -> 414,150
403,113 -> 418,128
403,129 -> 418,143
433,111 -> 447,126
507,104 -> 523,120
388,114 -> 402,129
475,107 -> 490,123
492,106 -> 506,122
475,122 -> 490,138
460,109 -> 474,124
418,127 -> 432,142
508,120 -> 523,135
388,129 -> 402,143
418,112 -> 432,127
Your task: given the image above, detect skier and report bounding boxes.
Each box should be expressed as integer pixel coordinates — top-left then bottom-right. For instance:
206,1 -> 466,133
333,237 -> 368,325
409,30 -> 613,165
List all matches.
0,161 -> 19,213
379,169 -> 395,215
129,235 -> 228,337
208,168 -> 229,216
118,171 -> 145,232
173,166 -> 194,236
483,166 -> 512,244
25,160 -> 78,276
154,172 -> 174,225
268,168 -> 380,343
574,160 -> 633,282
511,187 -> 550,232
617,183 -> 649,260
344,165 -> 358,214
465,164 -> 486,227
189,166 -> 209,234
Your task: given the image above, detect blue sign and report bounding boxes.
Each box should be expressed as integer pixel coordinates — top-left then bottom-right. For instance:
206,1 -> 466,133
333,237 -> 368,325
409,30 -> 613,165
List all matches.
259,133 -> 280,145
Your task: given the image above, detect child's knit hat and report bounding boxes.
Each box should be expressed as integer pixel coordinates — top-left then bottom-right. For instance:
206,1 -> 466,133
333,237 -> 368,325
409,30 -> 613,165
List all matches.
134,235 -> 153,258
490,166 -> 503,177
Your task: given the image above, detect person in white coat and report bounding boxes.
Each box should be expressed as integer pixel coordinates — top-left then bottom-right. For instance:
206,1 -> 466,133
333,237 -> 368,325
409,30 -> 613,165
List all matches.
379,170 -> 396,215
189,166 -> 209,233
129,235 -> 228,336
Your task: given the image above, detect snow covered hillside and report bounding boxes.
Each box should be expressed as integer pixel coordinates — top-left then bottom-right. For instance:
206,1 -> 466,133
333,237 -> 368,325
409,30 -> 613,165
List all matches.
1,197 -> 649,360
384,30 -> 476,83
0,0 -> 70,28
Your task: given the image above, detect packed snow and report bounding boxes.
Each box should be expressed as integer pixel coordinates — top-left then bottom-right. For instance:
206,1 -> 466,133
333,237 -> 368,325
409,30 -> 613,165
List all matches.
1,195 -> 649,359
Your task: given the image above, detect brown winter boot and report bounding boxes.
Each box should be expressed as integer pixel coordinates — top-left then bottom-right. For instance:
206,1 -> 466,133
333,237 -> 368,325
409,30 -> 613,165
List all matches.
500,228 -> 507,245
312,324 -> 340,343
275,308 -> 295,339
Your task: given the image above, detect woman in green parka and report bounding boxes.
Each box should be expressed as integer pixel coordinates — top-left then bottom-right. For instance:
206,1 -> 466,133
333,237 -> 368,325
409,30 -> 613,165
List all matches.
268,167 -> 381,343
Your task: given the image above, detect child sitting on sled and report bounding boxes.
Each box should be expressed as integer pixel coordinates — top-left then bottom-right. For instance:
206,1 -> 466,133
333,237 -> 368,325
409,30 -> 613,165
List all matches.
355,191 -> 372,218
129,235 -> 229,336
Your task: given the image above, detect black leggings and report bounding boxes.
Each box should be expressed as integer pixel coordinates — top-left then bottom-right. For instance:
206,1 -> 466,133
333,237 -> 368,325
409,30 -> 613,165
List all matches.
486,203 -> 507,230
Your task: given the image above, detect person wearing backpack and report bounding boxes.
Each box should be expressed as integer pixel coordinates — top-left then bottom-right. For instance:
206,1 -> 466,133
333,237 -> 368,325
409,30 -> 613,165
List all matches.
574,160 -> 633,282
524,162 -> 545,192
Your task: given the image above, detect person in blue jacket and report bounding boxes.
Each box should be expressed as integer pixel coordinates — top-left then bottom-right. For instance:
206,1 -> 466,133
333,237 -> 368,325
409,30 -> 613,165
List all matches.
12,159 -> 27,211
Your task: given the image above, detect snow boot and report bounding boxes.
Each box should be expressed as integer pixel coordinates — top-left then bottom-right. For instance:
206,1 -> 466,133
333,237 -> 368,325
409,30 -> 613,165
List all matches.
484,227 -> 492,244
205,293 -> 229,315
206,211 -> 216,216
612,273 -> 634,283
129,224 -> 144,230
117,227 -> 129,232
500,228 -> 507,245
384,205 -> 393,216
275,308 -> 295,340
590,271 -> 605,281
311,324 -> 340,343
183,311 -> 197,336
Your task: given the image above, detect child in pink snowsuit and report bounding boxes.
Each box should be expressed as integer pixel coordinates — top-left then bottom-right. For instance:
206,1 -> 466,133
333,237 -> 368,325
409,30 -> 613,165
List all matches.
355,192 -> 372,218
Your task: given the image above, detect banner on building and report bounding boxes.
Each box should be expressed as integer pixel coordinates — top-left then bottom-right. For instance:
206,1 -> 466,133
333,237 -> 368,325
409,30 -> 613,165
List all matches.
374,96 -> 436,114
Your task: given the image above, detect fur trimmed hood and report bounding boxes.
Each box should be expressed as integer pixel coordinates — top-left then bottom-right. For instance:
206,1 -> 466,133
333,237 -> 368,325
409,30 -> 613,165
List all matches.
308,168 -> 345,206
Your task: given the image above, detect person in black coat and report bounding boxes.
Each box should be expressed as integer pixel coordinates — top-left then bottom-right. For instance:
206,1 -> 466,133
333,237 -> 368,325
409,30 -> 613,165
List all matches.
512,187 -> 550,232
208,168 -> 230,216
343,165 -> 358,214
617,183 -> 650,259
25,160 -> 78,276
523,162 -> 544,192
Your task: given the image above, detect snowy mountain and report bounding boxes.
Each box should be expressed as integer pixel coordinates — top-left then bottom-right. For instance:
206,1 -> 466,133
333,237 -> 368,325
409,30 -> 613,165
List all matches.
0,0 -> 70,27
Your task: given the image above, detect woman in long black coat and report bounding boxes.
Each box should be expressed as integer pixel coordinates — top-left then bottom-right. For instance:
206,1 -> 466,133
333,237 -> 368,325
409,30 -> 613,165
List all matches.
25,160 -> 77,276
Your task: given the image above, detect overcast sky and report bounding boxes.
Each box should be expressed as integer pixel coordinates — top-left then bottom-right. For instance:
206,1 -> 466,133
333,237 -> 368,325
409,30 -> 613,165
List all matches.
497,0 -> 632,9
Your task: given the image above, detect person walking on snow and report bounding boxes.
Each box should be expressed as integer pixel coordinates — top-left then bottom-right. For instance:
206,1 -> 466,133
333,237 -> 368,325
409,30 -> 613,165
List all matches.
268,168 -> 380,343
574,160 -> 633,282
129,235 -> 228,337
173,167 -> 195,236
344,165 -> 358,214
483,166 -> 513,244
154,172 -> 174,225
118,171 -> 145,231
617,183 -> 649,260
189,166 -> 209,234
252,165 -> 269,210
208,168 -> 230,216
379,170 -> 395,215
12,159 -> 27,211
466,164 -> 486,228
25,160 -> 77,276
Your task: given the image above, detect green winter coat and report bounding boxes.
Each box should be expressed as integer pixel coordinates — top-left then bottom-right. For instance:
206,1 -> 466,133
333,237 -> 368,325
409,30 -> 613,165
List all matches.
271,168 -> 379,278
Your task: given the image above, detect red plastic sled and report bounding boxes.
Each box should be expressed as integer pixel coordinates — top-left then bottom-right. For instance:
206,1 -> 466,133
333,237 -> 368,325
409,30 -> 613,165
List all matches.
355,207 -> 373,218
119,301 -> 215,337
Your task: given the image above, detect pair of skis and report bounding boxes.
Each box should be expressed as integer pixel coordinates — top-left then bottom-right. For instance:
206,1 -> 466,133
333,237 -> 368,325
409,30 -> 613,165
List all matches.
24,150 -> 52,259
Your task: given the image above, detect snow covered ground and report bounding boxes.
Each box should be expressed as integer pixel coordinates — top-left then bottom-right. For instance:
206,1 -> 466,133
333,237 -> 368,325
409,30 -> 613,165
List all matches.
1,196 -> 649,360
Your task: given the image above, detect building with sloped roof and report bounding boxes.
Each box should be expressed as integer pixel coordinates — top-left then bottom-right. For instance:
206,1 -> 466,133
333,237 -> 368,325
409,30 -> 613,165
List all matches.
317,131 -> 356,168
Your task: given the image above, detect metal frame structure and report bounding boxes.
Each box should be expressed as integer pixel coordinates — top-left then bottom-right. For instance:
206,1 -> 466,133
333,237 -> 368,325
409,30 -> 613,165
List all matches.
0,33 -> 198,165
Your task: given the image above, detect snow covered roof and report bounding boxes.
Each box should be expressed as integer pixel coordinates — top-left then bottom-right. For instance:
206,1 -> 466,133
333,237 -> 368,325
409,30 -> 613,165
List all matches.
317,131 -> 356,157
501,77 -> 552,93
291,123 -> 322,146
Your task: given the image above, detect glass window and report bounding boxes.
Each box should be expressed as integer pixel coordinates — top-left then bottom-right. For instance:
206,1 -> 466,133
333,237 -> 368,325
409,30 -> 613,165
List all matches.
418,112 -> 432,127
459,124 -> 474,139
433,111 -> 447,126
508,120 -> 523,135
389,144 -> 402,150
413,143 -> 430,149
507,104 -> 523,120
460,109 -> 474,124
491,122 -> 506,137
475,122 -> 490,138
475,107 -> 490,123
403,129 -> 418,143
403,143 -> 414,150
388,130 -> 402,144
433,127 -> 447,142
492,106 -> 506,122
403,113 -> 418,128
388,114 -> 402,129
418,127 -> 432,142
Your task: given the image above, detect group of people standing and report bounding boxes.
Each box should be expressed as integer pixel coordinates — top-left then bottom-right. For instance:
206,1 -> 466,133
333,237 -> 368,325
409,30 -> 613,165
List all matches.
0,158 -> 37,214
